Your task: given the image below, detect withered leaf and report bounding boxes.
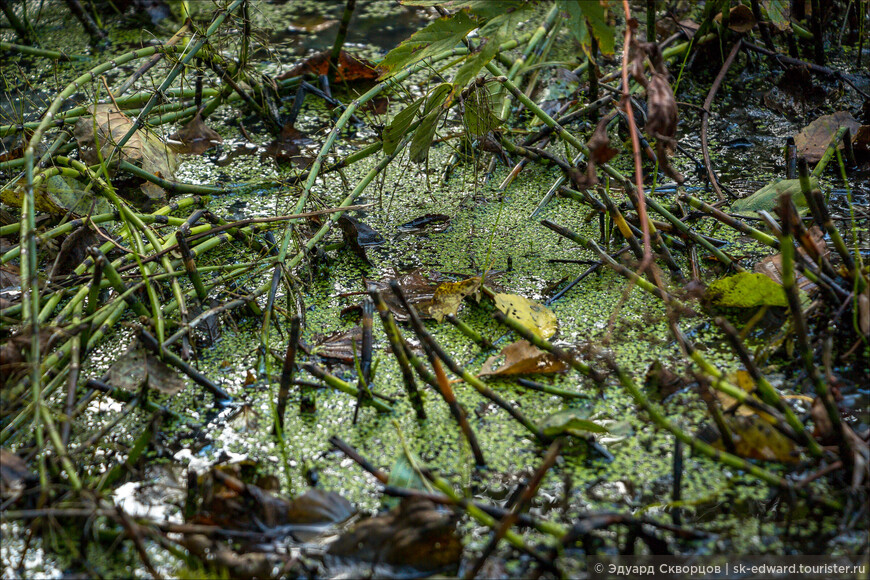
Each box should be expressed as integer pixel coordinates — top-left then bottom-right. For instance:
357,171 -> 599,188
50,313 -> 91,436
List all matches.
479,340 -> 567,376
73,104 -> 178,202
714,4 -> 756,32
711,415 -> 801,464
278,49 -> 381,83
425,276 -> 480,322
794,111 -> 862,163
48,226 -> 100,281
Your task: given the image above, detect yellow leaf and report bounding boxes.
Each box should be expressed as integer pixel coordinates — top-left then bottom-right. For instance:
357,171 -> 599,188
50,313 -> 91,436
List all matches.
426,277 -> 480,322
493,293 -> 558,339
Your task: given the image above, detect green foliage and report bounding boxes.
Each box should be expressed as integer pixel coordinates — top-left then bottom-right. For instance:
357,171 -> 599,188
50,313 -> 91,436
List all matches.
379,10 -> 478,75
462,81 -> 504,135
383,97 -> 424,155
563,0 -> 615,56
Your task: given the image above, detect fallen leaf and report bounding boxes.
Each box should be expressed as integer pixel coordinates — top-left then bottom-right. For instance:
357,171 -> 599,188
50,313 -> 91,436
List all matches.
426,276 -> 480,322
107,342 -> 186,395
278,49 -> 381,82
48,225 -> 100,281
755,226 -> 826,296
479,340 -> 567,376
794,111 -> 862,163
704,272 -> 788,308
327,497 -> 461,573
169,112 -> 223,155
731,177 -> 818,212
712,415 -> 801,463
493,293 -> 558,339
73,104 -> 178,202
714,370 -> 776,422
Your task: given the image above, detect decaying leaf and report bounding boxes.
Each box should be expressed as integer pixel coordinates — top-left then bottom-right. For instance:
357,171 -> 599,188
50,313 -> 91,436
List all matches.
704,272 -> 788,308
312,326 -> 363,362
538,408 -> 608,439
754,226 -> 826,296
793,111 -> 862,163
711,415 -> 801,463
493,293 -> 558,339
106,342 -> 186,395
714,370 -> 776,422
479,340 -> 567,376
169,112 -> 223,155
278,49 -> 381,82
426,276 -> 480,322
366,269 -> 442,322
48,225 -> 101,281
73,104 -> 178,202
731,177 -> 818,212
327,497 -> 461,573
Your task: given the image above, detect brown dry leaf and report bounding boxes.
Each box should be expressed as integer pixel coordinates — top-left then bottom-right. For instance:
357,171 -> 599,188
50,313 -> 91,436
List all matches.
169,112 -> 223,155
278,49 -> 381,82
755,226 -> 827,296
794,111 -> 862,163
479,340 -> 567,376
571,114 -> 618,189
366,269 -> 442,322
73,104 -> 178,201
48,226 -> 100,281
327,497 -> 461,573
713,415 -> 801,463
312,326 -> 362,363
426,277 -> 481,322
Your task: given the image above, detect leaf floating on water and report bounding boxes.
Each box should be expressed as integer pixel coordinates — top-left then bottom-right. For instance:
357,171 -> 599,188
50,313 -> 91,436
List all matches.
327,497 -> 462,573
493,293 -> 558,339
731,177 -> 818,212
169,112 -> 223,155
107,343 -> 186,395
278,49 -> 381,82
711,415 -> 801,464
72,104 -> 178,202
704,272 -> 788,308
793,111 -> 861,163
538,408 -> 608,439
426,276 -> 480,322
479,340 -> 567,376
